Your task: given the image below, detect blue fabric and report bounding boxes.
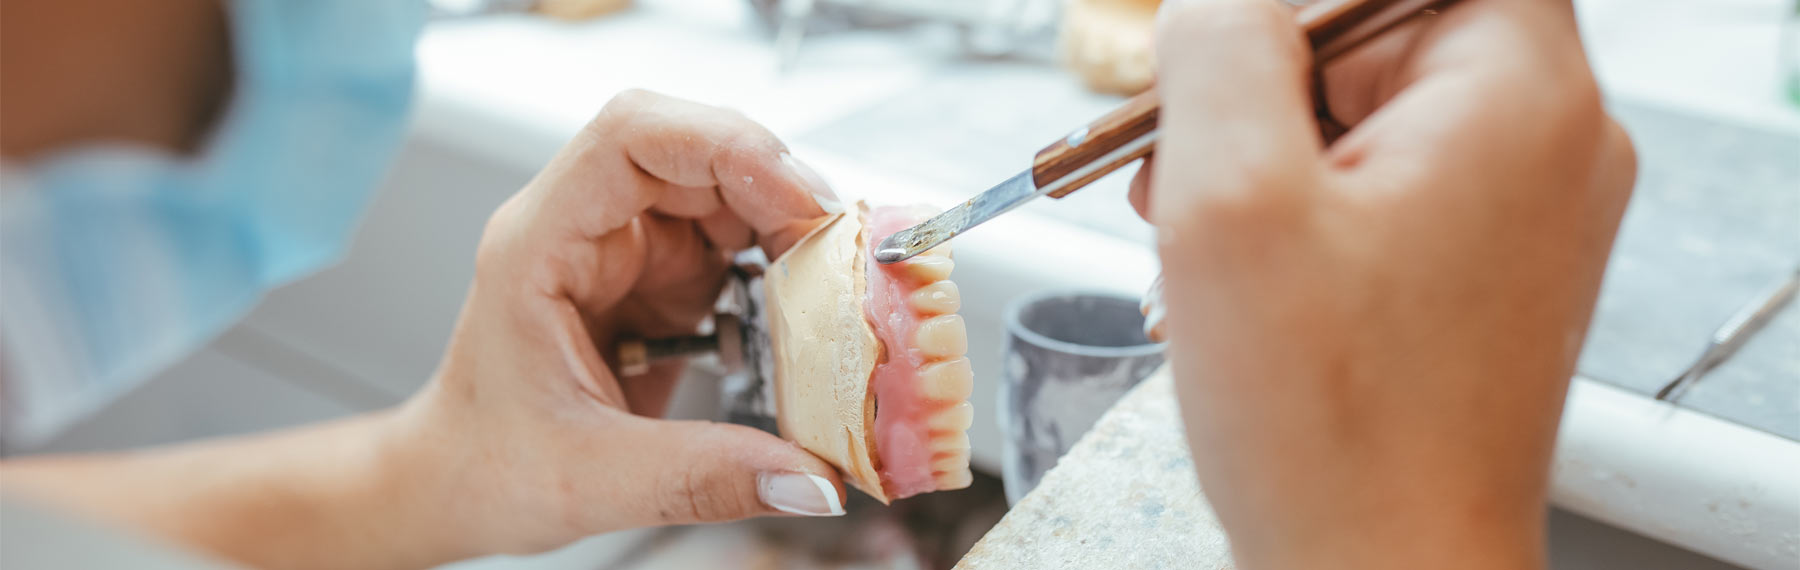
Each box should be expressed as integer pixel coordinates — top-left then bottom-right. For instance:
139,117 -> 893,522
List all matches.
0,0 -> 425,445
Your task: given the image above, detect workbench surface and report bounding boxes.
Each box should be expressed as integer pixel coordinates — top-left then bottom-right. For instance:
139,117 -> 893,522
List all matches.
955,371 -> 1240,569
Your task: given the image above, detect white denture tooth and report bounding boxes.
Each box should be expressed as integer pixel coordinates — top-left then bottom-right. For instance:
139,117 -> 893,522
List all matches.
929,401 -> 975,432
930,448 -> 970,473
935,468 -> 973,490
903,257 -> 954,282
914,315 -> 968,358
920,358 -> 974,401
909,281 -> 962,315
934,431 -> 972,454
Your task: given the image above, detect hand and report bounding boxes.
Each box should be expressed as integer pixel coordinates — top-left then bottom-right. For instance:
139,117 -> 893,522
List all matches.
0,90 -> 851,569
389,90 -> 849,558
1132,0 -> 1635,567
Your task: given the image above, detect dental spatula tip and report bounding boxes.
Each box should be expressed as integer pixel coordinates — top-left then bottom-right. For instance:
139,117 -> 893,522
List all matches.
874,247 -> 908,264
875,172 -> 1027,264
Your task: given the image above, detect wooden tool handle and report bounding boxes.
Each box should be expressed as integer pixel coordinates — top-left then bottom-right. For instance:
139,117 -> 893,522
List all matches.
1030,0 -> 1458,197
1034,91 -> 1161,198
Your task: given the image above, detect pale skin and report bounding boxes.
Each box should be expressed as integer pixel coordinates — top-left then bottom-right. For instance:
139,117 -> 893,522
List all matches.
2,86 -> 851,569
4,3 -> 849,566
1,0 -> 1633,569
4,92 -> 852,568
1132,0 -> 1635,567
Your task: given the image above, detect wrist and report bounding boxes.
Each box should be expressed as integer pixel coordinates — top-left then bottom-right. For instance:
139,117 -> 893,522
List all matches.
365,391 -> 493,566
1227,503 -> 1547,570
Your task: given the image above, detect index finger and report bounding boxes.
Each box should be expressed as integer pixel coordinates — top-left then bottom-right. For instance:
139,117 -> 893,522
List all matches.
535,89 -> 839,256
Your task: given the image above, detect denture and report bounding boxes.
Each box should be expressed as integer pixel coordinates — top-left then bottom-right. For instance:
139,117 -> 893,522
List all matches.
765,202 -> 975,503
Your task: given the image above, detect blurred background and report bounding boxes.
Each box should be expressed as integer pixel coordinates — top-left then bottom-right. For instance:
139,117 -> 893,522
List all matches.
11,0 -> 1797,568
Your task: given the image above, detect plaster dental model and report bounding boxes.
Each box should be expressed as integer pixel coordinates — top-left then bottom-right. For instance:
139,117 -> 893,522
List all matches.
764,202 -> 975,503
1061,0 -> 1159,95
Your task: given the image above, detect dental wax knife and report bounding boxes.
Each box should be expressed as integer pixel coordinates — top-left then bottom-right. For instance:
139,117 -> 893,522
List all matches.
1654,266 -> 1800,403
875,0 -> 1464,264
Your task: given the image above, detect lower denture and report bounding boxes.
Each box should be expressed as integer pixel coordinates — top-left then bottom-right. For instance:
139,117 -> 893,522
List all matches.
863,205 -> 970,499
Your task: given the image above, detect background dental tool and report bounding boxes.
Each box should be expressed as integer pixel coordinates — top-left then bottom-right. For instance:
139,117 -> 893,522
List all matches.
1654,266 -> 1800,402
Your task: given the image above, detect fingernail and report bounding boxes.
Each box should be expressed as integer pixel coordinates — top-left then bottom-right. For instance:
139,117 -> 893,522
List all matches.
757,472 -> 845,517
782,152 -> 843,215
1141,273 -> 1167,343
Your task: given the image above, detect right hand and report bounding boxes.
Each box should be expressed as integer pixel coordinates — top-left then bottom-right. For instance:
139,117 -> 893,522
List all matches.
1131,0 -> 1635,567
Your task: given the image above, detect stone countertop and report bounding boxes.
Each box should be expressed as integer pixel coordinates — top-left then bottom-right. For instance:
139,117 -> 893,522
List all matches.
954,370 -> 1239,570
953,367 -> 1797,570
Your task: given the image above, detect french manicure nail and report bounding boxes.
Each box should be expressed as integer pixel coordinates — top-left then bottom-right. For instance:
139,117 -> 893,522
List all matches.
782,152 -> 843,215
757,472 -> 845,517
1141,273 -> 1167,343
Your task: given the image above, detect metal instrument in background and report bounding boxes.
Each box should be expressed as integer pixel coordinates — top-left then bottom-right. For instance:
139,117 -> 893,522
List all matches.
874,0 -> 1467,265
1654,267 -> 1800,402
613,261 -> 782,433
752,0 -> 1063,72
615,314 -> 743,377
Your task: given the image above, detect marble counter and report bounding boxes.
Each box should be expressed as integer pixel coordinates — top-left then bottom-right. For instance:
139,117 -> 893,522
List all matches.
954,371 -> 1239,570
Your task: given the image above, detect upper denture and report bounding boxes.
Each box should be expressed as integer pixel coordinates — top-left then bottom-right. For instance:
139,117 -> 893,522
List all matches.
862,205 -> 975,499
763,203 -> 975,503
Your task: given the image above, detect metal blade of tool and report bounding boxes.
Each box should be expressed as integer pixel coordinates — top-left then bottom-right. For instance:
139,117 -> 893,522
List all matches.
1653,266 -> 1800,402
875,0 -> 1461,264
872,99 -> 1157,265
873,171 -> 1034,263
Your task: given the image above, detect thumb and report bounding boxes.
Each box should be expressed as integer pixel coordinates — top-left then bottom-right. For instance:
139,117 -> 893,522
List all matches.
615,417 -> 847,525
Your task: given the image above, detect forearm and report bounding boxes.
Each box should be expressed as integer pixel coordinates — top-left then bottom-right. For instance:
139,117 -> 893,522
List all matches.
0,406 -> 473,569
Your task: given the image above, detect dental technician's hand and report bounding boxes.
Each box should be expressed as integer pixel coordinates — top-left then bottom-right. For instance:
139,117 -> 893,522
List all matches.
0,90 -> 847,570
393,90 -> 847,558
1132,0 -> 1635,568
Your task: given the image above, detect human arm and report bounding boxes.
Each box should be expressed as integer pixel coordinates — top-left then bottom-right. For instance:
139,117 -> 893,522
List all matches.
1133,0 -> 1636,567
1,90 -> 849,569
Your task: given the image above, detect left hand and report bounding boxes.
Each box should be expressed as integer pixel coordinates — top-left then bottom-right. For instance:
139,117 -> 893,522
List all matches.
0,90 -> 852,569
389,90 -> 849,558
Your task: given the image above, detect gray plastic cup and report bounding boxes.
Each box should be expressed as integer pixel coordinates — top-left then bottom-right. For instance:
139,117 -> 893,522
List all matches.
999,290 -> 1165,505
